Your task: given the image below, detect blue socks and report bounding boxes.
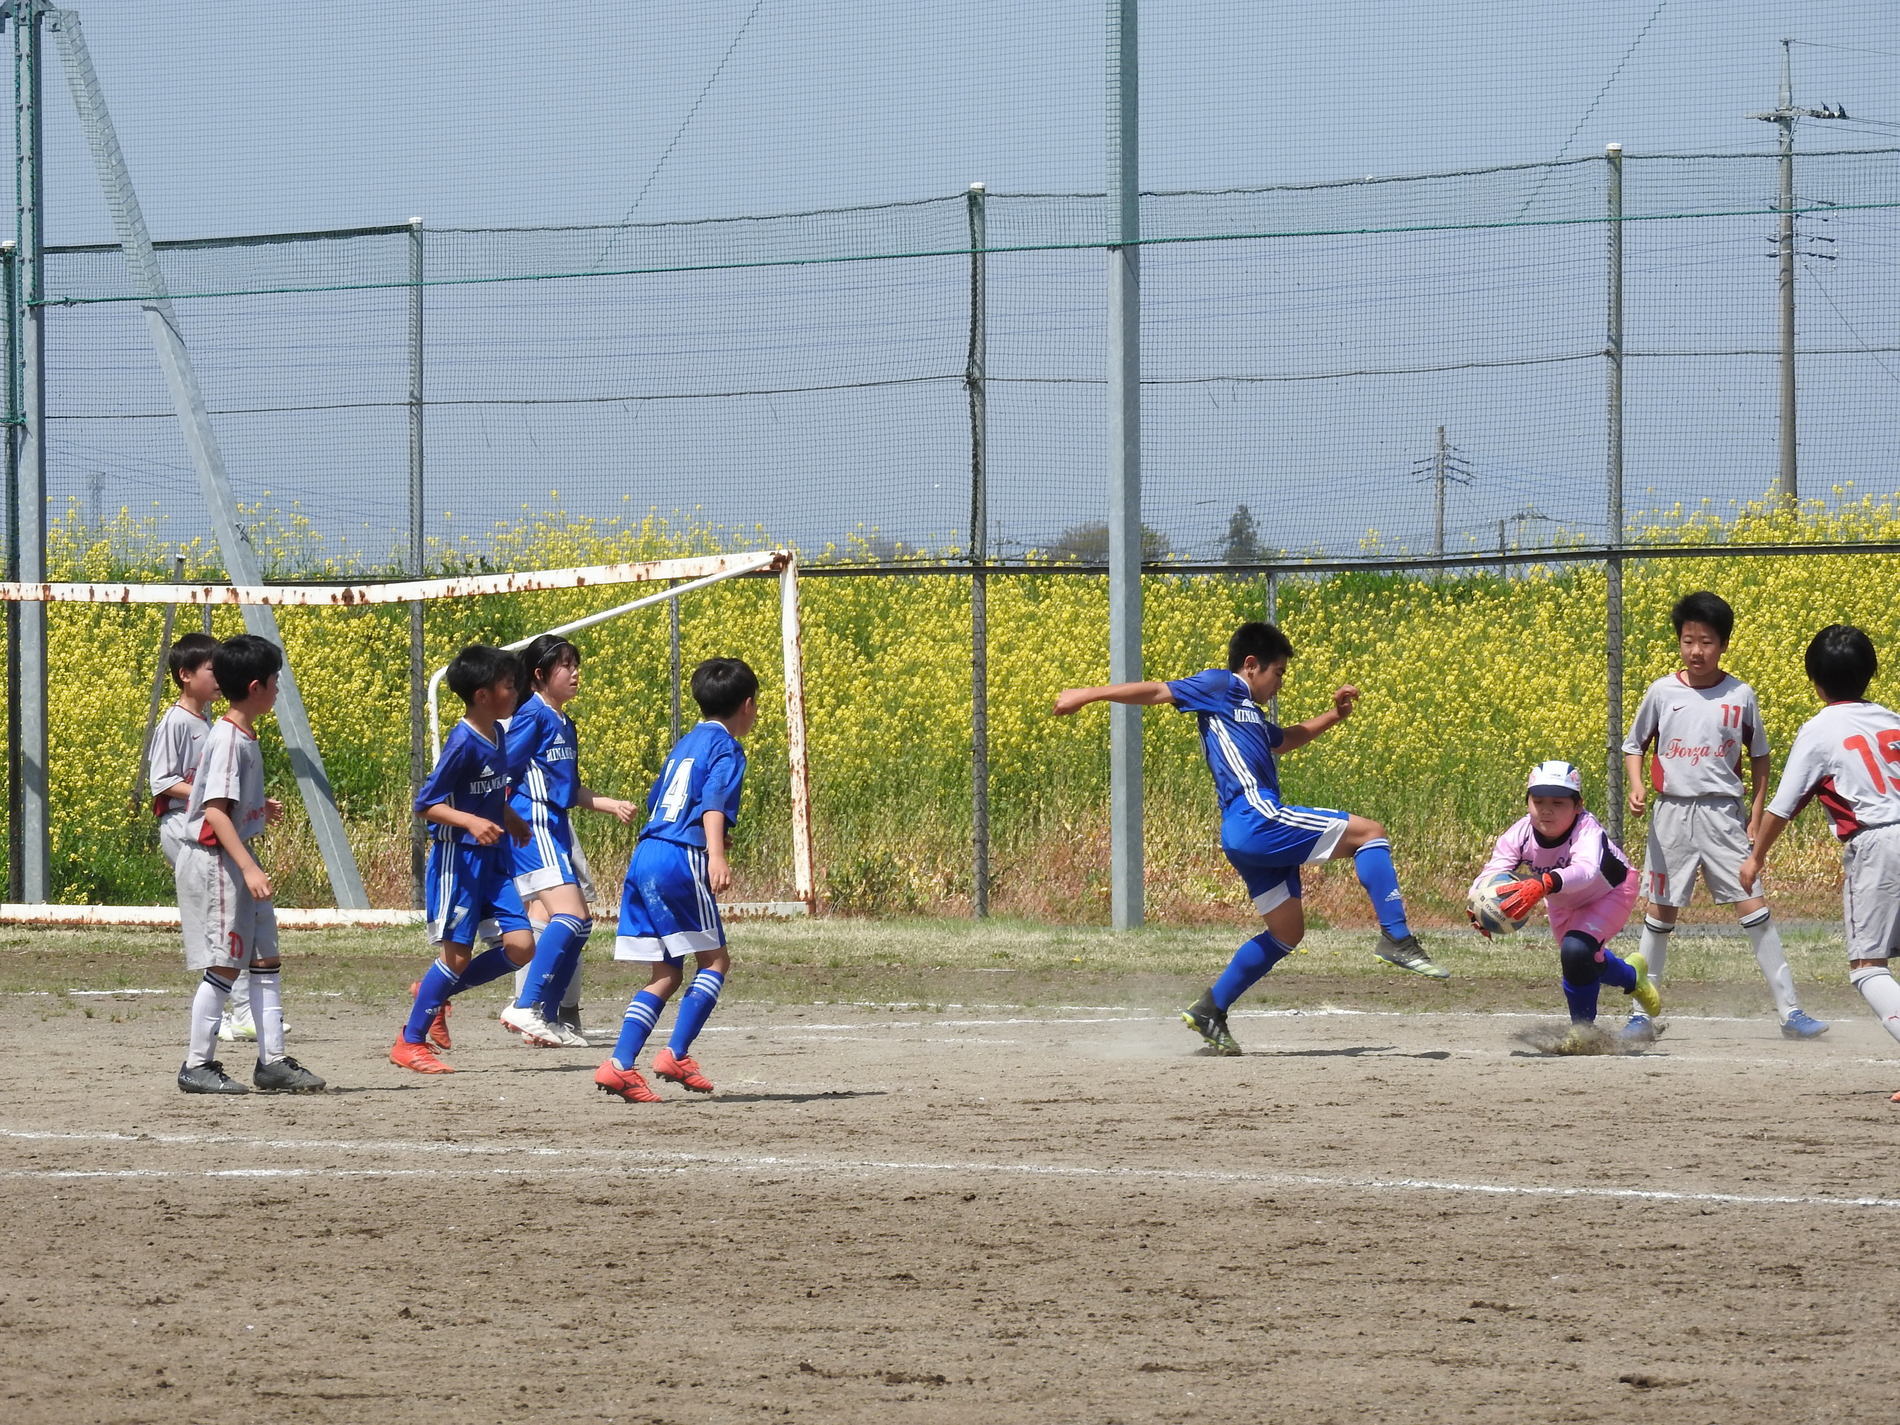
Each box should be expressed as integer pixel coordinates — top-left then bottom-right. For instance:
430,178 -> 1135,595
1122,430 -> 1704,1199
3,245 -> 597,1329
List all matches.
667,970 -> 725,1056
1352,839 -> 1411,939
1558,932 -> 1637,1023
458,945 -> 520,991
1211,932 -> 1292,1012
514,914 -> 590,1016
403,959 -> 462,1045
611,990 -> 667,1070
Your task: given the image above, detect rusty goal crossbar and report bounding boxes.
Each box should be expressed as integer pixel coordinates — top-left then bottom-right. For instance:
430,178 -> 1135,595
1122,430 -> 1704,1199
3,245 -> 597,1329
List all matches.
0,550 -> 816,913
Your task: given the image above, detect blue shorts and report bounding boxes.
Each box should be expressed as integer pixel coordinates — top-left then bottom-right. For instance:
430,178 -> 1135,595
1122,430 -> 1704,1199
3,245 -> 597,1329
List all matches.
1222,804 -> 1350,913
425,840 -> 530,946
509,804 -> 596,899
615,836 -> 724,962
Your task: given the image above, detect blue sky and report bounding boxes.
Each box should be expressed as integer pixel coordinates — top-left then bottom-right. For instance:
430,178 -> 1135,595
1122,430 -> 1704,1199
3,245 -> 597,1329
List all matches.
21,1 -> 1900,563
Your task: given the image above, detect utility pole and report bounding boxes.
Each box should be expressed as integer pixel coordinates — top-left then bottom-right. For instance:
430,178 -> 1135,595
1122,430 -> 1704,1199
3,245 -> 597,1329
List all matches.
1412,425 -> 1471,569
1748,39 -> 1849,506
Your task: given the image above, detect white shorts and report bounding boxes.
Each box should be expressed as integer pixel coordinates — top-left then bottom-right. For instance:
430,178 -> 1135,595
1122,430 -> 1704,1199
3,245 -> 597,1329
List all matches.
175,842 -> 277,973
1641,796 -> 1760,907
1842,824 -> 1900,961
512,820 -> 598,902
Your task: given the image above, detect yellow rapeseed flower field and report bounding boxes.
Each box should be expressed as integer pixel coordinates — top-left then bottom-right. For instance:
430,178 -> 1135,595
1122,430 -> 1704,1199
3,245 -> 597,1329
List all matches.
20,490 -> 1898,924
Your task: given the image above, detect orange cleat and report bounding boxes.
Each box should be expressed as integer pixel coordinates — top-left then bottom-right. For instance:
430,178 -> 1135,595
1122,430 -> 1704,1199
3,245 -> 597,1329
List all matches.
594,1060 -> 661,1104
1891,1088 -> 1900,1104
390,1035 -> 454,1074
653,1047 -> 713,1094
408,981 -> 452,1051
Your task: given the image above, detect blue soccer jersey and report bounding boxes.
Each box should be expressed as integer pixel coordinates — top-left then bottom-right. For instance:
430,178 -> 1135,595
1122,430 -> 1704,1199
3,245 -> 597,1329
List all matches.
415,718 -> 513,845
1168,667 -> 1286,816
640,721 -> 746,849
506,693 -> 581,814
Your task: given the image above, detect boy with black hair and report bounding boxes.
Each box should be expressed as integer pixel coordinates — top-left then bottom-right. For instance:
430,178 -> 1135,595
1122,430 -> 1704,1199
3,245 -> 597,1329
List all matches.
1052,620 -> 1445,1059
1741,625 -> 1900,1100
595,657 -> 757,1103
148,632 -> 256,1044
1622,590 -> 1825,1039
391,644 -> 537,1074
174,634 -> 324,1094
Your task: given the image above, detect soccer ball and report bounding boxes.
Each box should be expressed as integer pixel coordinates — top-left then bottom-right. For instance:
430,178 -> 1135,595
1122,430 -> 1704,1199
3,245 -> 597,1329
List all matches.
1468,870 -> 1529,936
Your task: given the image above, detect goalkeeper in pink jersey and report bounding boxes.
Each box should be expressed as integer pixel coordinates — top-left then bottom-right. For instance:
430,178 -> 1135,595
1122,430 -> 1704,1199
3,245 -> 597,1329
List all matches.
1470,761 -> 1660,1044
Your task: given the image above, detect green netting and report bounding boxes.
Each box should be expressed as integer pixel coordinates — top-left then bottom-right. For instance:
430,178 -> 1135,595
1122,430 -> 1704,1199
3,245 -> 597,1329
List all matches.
38,150 -> 1900,304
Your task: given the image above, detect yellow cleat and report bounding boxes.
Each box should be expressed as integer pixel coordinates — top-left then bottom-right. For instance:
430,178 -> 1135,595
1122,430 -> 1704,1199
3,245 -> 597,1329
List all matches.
1626,951 -> 1662,1019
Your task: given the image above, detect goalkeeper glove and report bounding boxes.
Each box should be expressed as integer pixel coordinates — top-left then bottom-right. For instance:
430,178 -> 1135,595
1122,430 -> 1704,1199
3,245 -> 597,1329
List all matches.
1497,872 -> 1561,920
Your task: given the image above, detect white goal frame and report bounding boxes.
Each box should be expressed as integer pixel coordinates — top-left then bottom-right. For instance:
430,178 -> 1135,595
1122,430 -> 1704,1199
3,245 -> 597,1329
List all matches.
0,550 -> 816,922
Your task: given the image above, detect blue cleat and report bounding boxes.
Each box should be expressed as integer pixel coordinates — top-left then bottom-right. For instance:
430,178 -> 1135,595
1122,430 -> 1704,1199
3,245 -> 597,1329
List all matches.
1780,1009 -> 1829,1040
1621,1012 -> 1662,1044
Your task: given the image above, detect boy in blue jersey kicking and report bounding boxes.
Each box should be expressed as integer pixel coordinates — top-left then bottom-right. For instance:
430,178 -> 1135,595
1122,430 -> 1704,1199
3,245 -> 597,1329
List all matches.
390,644 -> 536,1074
595,658 -> 757,1104
1053,620 -> 1445,1056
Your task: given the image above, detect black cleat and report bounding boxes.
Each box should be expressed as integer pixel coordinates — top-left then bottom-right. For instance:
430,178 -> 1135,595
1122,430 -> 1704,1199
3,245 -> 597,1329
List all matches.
178,1060 -> 251,1095
1181,994 -> 1243,1056
1375,931 -> 1450,980
253,1055 -> 326,1093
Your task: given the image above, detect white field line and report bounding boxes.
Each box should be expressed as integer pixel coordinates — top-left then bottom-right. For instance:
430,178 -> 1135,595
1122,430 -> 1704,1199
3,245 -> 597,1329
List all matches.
3,1126 -> 1897,1211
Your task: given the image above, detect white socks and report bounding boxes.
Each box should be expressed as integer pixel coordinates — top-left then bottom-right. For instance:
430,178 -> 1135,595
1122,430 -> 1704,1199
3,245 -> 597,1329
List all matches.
1850,966 -> 1900,1045
247,968 -> 286,1063
1740,909 -> 1800,1021
1638,916 -> 1674,981
186,972 -> 229,1067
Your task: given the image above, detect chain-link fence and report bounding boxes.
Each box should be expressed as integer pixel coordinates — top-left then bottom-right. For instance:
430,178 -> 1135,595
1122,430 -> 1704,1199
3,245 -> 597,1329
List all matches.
17,148 -> 1898,574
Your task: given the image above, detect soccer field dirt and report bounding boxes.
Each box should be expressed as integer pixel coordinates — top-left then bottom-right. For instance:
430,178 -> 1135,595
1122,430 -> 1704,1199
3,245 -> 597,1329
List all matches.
4,966 -> 1898,1424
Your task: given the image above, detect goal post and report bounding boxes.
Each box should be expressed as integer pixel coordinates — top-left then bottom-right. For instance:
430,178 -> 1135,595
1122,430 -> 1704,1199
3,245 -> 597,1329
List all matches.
422,548 -> 815,909
0,549 -> 816,918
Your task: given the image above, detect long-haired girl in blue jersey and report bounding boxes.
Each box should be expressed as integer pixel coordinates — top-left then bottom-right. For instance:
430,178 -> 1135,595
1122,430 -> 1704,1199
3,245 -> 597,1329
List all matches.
497,634 -> 637,1048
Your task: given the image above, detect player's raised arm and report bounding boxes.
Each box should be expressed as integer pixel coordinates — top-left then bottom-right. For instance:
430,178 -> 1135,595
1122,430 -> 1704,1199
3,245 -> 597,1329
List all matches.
1278,685 -> 1359,752
1051,681 -> 1175,715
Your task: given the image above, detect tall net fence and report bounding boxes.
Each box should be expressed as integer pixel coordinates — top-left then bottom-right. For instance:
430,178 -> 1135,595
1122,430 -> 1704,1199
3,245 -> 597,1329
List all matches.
23,148 -> 1900,570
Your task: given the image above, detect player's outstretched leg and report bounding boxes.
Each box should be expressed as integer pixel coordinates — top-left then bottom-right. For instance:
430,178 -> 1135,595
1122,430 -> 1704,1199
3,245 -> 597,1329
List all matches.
1183,930 -> 1290,1056
1341,819 -> 1447,979
655,959 -> 725,1093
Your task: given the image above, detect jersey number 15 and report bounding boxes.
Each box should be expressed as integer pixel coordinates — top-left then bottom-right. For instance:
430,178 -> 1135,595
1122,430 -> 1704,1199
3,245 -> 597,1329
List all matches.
1844,730 -> 1900,792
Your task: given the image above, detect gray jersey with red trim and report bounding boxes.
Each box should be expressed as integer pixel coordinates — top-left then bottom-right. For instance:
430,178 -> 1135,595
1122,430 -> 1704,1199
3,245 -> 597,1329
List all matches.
181,716 -> 269,848
1768,701 -> 1900,839
147,701 -> 212,817
1622,672 -> 1768,799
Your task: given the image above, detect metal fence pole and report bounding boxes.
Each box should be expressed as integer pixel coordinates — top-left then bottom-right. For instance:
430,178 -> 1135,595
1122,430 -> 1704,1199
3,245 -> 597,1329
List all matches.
668,583 -> 681,742
407,216 -> 426,906
1,238 -> 17,900
12,4 -> 49,901
966,181 -> 990,918
1106,0 -> 1143,930
1604,144 -> 1626,844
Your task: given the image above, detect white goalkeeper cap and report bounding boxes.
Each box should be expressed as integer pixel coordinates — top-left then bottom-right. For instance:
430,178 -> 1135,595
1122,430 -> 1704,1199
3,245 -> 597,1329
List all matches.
1526,760 -> 1584,798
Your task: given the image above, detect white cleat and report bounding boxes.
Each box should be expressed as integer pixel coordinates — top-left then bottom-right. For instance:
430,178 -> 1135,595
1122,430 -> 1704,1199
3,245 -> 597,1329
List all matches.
499,1003 -> 565,1047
